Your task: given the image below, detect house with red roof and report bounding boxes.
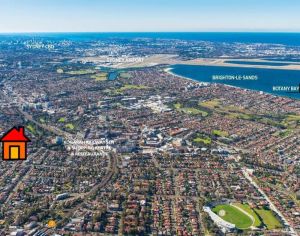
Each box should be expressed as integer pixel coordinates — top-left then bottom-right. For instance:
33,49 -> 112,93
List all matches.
1,126 -> 30,161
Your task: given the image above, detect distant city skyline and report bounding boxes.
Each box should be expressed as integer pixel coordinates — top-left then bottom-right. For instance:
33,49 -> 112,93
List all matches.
1,0 -> 300,33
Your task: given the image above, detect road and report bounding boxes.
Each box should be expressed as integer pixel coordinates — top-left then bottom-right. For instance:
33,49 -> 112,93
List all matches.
242,168 -> 298,236
2,148 -> 45,205
1,89 -> 119,230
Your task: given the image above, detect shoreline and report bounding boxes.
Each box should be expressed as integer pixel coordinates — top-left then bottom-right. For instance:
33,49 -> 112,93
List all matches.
164,66 -> 299,100
164,66 -> 257,91
177,58 -> 300,71
163,67 -> 202,83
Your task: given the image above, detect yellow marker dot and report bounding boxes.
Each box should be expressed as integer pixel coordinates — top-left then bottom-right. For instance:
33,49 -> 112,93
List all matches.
47,220 -> 57,228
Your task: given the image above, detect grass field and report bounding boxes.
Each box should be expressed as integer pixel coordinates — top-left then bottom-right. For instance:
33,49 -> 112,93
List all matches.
285,114 -> 300,121
27,124 -> 36,134
174,103 -> 208,116
273,129 -> 292,138
119,72 -> 132,79
174,103 -> 182,109
212,129 -> 229,137
200,99 -> 220,109
193,136 -> 212,144
193,133 -> 212,145
214,204 -> 283,230
200,99 -> 292,129
281,114 -> 300,129
91,73 -> 108,81
116,84 -> 149,93
58,117 -> 66,122
226,113 -> 253,120
65,123 -> 74,130
233,204 -> 261,227
66,69 -> 96,75
181,107 -> 208,116
254,208 -> 282,230
212,204 -> 253,229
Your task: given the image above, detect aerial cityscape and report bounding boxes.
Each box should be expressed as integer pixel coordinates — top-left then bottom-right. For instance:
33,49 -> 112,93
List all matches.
0,1 -> 300,236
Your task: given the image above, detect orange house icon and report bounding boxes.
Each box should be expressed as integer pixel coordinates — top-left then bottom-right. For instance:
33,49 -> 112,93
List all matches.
1,126 -> 31,161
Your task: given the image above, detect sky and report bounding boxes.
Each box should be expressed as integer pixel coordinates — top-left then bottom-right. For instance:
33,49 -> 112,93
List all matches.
0,0 -> 300,33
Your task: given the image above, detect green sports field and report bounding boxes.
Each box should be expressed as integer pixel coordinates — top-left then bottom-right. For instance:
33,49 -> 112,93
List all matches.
254,208 -> 282,229
233,203 -> 261,227
212,204 -> 253,229
212,204 -> 283,230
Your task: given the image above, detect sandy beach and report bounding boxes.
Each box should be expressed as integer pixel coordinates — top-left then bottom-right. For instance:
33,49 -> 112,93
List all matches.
179,58 -> 300,71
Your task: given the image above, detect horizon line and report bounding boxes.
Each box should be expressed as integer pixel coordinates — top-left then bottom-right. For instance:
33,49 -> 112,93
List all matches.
1,31 -> 300,34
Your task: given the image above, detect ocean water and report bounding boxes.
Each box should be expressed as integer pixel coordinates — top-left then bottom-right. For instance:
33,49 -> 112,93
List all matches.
1,32 -> 300,98
264,58 -> 300,62
1,32 -> 300,46
170,65 -> 300,99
